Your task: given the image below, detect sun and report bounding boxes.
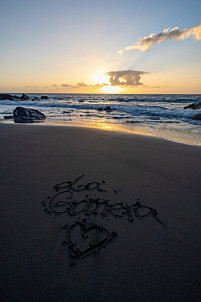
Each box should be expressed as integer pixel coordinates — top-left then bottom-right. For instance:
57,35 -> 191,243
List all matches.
93,73 -> 122,93
94,74 -> 110,85
101,85 -> 122,93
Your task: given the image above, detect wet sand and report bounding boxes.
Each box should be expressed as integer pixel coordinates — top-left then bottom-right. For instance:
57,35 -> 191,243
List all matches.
0,123 -> 201,301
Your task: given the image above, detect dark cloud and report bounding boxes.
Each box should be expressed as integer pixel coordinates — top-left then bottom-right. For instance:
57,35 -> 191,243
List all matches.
118,21 -> 201,53
105,70 -> 150,86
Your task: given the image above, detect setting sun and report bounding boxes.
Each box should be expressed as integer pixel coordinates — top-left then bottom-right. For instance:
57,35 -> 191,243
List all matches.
93,73 -> 122,93
94,74 -> 110,85
101,85 -> 122,93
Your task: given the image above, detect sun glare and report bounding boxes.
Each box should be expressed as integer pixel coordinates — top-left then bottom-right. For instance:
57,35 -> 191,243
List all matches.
93,72 -> 122,93
94,74 -> 110,85
102,85 -> 122,93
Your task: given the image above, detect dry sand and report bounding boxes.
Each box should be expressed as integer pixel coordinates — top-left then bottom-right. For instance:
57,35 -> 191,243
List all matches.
0,123 -> 201,302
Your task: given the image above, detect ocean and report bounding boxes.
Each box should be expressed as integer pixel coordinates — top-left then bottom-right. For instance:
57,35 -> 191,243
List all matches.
1,93 -> 201,146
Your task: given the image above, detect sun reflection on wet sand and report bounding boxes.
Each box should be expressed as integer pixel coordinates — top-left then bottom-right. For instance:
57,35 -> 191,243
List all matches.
42,120 -> 155,137
1,118 -> 201,146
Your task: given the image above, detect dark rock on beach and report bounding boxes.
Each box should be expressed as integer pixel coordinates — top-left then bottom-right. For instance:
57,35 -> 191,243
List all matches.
192,113 -> 201,120
41,95 -> 49,99
13,107 -> 46,123
97,107 -> 103,111
184,102 -> 201,109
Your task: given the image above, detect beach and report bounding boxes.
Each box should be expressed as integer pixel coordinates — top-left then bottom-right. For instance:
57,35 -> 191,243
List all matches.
1,123 -> 201,302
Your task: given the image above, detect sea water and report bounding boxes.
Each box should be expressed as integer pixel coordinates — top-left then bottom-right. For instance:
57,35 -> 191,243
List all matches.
0,93 -> 201,146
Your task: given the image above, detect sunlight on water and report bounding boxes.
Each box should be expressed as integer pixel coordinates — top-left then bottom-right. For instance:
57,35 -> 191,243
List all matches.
148,125 -> 201,146
0,93 -> 201,146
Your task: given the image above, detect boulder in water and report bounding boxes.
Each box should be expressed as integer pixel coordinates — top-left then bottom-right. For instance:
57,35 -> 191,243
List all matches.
3,115 -> 13,120
20,94 -> 29,101
104,106 -> 112,111
41,95 -> 49,99
0,94 -> 20,101
192,113 -> 201,120
184,102 -> 201,109
13,107 -> 46,123
0,93 -> 29,101
97,106 -> 112,111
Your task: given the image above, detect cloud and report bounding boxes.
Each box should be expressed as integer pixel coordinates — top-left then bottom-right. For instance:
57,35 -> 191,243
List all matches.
77,81 -> 88,87
105,70 -> 150,86
61,70 -> 150,89
62,81 -> 107,89
62,83 -> 71,88
119,21 -> 201,53
143,85 -> 160,89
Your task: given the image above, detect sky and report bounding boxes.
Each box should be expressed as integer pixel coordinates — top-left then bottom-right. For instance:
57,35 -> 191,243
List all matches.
0,0 -> 201,94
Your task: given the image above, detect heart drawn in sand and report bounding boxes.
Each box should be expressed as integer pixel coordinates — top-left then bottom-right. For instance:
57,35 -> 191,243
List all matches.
62,220 -> 117,262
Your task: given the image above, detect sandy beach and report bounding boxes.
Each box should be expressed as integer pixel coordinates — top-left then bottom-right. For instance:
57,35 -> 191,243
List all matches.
0,123 -> 201,302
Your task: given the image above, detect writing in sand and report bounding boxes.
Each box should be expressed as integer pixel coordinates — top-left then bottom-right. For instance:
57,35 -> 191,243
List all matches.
42,175 -> 165,264
42,174 -> 165,225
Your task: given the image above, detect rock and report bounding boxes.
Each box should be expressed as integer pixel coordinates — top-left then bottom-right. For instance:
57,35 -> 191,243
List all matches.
41,96 -> 49,99
104,106 -> 112,111
0,94 -> 20,101
63,110 -> 72,113
192,113 -> 201,120
32,97 -> 40,101
184,102 -> 201,109
13,107 -> 46,123
0,93 -> 29,101
3,115 -> 13,119
20,94 -> 29,101
97,106 -> 112,111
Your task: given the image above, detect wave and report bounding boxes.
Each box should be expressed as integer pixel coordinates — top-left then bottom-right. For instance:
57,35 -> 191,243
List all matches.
1,94 -> 201,125
2,93 -> 201,103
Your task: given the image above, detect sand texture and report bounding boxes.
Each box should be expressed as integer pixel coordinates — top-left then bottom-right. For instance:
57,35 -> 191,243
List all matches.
0,124 -> 201,302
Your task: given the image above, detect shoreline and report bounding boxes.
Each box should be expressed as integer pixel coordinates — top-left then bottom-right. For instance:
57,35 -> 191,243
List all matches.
1,118 -> 201,147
